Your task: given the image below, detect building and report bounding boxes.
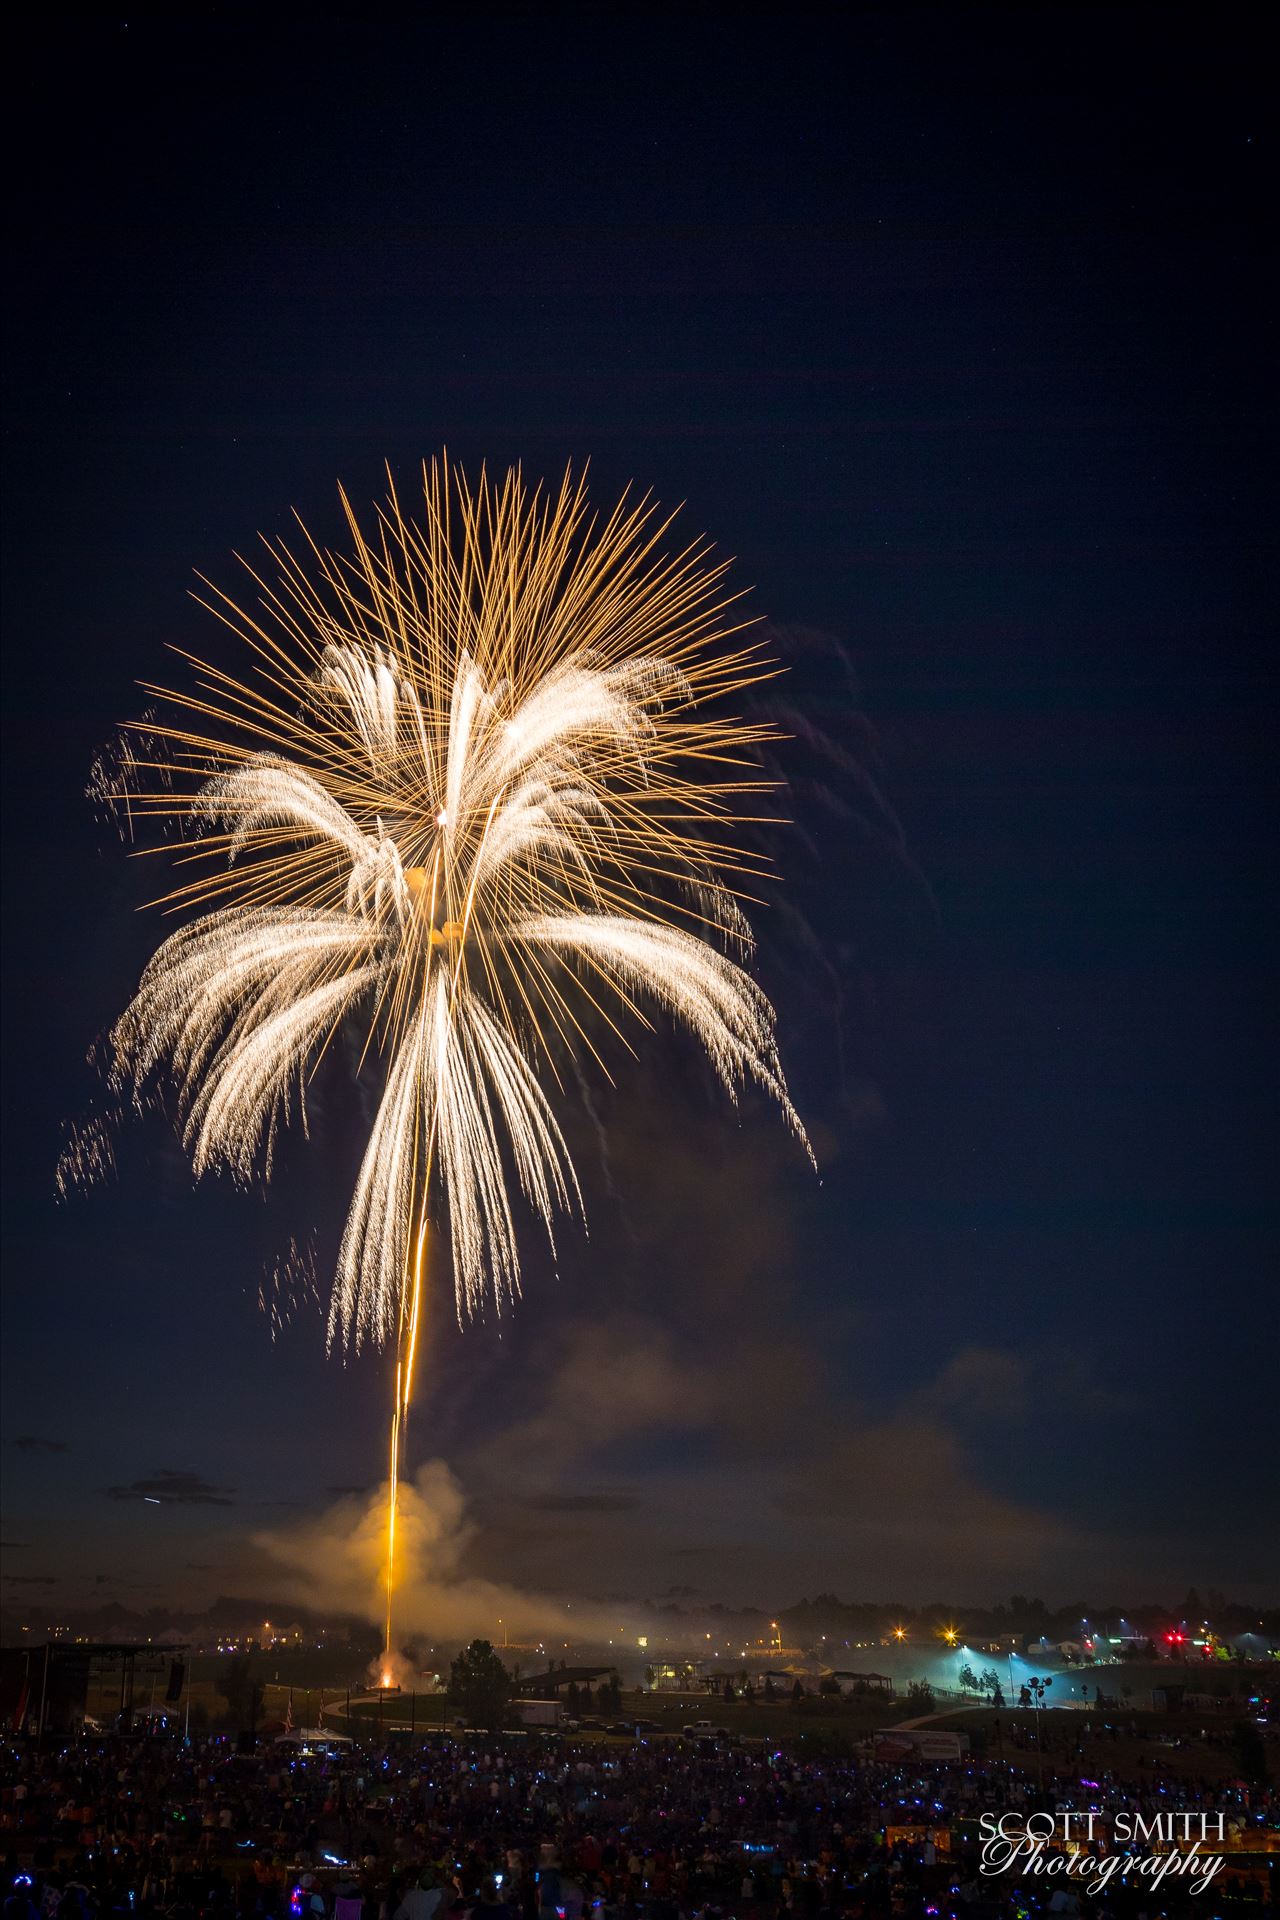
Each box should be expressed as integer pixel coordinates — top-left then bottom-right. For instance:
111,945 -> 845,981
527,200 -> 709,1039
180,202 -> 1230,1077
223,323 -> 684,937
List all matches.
829,1670 -> 894,1696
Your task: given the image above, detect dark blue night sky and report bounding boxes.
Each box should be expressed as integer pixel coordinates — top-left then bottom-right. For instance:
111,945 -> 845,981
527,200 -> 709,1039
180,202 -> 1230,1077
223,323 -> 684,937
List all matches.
2,10 -> 1273,1619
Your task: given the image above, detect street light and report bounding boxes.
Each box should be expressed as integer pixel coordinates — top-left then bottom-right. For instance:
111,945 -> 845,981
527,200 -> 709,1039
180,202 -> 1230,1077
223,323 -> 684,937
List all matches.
1025,1674 -> 1053,1790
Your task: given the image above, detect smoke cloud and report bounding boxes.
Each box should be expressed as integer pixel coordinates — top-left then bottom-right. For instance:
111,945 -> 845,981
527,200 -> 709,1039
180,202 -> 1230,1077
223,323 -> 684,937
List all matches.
252,1459 -> 616,1647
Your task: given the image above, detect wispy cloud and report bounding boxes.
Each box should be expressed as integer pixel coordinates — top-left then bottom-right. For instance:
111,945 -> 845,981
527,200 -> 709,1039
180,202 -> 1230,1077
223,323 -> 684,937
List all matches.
102,1469 -> 234,1506
526,1491 -> 639,1514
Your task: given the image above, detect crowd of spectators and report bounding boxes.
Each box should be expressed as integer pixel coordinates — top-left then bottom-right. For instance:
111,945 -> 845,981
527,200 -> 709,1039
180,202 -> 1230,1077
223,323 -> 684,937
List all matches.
2,1731 -> 1276,1920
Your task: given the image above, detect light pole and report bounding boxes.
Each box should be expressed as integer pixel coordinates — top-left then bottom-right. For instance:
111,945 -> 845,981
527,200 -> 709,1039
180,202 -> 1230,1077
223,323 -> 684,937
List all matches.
1026,1675 -> 1052,1790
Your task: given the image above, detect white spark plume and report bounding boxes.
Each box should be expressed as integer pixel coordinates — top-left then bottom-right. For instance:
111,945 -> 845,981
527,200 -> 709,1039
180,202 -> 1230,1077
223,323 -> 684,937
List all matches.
95,460 -> 809,1377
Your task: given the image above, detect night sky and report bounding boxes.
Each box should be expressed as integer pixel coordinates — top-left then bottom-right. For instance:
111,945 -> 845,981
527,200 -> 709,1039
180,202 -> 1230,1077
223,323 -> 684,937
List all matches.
2,10 -> 1273,1625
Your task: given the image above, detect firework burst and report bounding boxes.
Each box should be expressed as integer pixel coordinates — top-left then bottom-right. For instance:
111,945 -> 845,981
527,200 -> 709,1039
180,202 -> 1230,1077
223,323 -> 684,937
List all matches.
77,458 -> 810,1653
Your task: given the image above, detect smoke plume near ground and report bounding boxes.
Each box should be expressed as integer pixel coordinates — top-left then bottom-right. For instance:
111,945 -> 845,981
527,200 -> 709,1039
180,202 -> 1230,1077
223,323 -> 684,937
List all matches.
253,1460 -> 616,1650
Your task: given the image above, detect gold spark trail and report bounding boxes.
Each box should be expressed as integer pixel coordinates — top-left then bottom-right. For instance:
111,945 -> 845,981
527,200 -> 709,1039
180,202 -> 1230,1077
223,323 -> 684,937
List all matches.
74,459 -> 811,1663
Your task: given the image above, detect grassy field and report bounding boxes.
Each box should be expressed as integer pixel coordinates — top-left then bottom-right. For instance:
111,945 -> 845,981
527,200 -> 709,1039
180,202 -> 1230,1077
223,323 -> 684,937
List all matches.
83,1667 -> 1274,1787
330,1687 -> 923,1742
326,1689 -> 1273,1784
924,1701 -> 1273,1784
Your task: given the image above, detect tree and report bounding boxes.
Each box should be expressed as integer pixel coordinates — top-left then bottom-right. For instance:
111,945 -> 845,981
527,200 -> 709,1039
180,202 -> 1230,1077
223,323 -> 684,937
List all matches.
217,1656 -> 264,1733
791,1679 -> 804,1702
907,1680 -> 934,1708
819,1676 -> 841,1696
447,1639 -> 513,1728
958,1664 -> 980,1695
764,1677 -> 777,1701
